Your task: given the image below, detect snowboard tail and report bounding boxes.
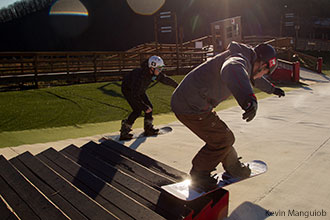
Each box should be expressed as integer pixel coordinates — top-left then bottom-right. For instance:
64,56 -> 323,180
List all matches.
161,160 -> 267,201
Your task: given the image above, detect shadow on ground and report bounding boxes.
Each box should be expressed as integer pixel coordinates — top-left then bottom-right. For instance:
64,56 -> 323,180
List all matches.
226,201 -> 270,220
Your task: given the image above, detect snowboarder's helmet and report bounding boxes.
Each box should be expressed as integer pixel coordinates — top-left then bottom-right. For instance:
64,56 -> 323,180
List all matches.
148,55 -> 165,71
254,43 -> 278,75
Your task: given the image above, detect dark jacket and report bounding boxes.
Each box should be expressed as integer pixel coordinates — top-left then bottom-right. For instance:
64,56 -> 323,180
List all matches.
122,60 -> 178,111
171,41 -> 275,114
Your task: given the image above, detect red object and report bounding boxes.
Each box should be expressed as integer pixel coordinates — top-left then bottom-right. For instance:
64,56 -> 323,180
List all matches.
182,189 -> 229,220
270,60 -> 300,82
206,192 -> 229,220
269,57 -> 277,68
271,68 -> 293,81
317,57 -> 323,73
293,61 -> 300,82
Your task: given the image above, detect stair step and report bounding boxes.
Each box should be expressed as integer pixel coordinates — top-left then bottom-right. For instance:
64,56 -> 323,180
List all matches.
0,155 -> 69,220
10,156 -> 88,220
60,144 -> 160,208
14,152 -> 117,220
101,140 -> 189,181
81,141 -> 174,187
38,147 -> 165,220
0,195 -> 19,220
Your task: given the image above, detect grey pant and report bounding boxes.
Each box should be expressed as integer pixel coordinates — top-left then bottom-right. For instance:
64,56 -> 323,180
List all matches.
175,111 -> 235,173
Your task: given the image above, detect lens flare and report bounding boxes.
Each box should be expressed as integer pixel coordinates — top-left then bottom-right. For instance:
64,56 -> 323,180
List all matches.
49,0 -> 89,38
126,0 -> 165,15
191,15 -> 201,34
49,0 -> 88,16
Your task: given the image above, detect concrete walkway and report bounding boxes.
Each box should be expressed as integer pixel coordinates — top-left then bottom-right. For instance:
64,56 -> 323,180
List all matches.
1,69 -> 330,219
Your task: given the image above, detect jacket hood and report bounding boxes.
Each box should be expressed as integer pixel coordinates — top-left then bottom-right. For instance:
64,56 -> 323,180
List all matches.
227,41 -> 257,64
227,41 -> 258,77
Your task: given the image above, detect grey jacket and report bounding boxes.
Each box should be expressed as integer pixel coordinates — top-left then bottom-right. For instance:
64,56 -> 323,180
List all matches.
171,41 -> 275,114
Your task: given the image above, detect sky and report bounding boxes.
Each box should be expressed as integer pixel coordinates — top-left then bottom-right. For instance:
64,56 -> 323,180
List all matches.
0,0 -> 20,9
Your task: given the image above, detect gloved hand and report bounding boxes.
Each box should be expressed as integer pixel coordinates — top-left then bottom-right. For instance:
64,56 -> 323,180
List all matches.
273,87 -> 285,97
242,99 -> 258,122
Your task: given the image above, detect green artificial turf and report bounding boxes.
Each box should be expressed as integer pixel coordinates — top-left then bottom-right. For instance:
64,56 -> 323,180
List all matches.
0,76 -> 184,132
0,75 -> 296,148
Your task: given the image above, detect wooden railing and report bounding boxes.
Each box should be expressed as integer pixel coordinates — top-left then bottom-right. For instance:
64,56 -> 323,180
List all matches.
3,35 -> 323,89
244,36 -> 330,52
127,42 -> 209,54
182,35 -> 213,48
243,36 -> 294,48
0,51 -> 207,88
276,47 -> 320,71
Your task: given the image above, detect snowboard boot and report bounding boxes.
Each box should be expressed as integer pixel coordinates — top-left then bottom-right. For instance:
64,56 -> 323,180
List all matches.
222,147 -> 251,179
119,119 -> 133,140
190,169 -> 218,191
144,119 -> 159,136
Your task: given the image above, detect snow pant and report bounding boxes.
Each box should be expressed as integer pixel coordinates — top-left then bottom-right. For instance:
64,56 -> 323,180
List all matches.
122,89 -> 153,125
175,111 -> 235,173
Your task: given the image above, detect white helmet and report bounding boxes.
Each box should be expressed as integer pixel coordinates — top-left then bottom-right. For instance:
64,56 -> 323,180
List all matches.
148,55 -> 165,70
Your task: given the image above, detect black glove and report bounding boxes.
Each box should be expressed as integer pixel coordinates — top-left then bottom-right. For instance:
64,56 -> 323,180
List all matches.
273,87 -> 285,97
242,99 -> 258,122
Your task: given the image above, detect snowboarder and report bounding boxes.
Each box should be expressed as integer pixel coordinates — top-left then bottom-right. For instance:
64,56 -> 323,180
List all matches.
171,42 -> 285,190
120,55 -> 178,140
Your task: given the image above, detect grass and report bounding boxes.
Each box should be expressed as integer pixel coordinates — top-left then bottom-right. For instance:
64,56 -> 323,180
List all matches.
0,74 -> 300,148
0,76 -> 182,148
0,78 -> 179,132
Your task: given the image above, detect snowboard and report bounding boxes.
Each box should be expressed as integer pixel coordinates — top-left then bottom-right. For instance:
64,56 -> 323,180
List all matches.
99,126 -> 172,142
161,160 -> 267,201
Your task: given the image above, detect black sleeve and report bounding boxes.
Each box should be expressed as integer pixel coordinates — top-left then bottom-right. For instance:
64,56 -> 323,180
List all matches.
157,73 -> 178,88
221,62 -> 255,110
254,76 -> 275,94
129,69 -> 150,111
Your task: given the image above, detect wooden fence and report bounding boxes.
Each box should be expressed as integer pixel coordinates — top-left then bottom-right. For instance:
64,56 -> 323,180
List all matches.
243,36 -> 323,71
0,51 -> 207,88
276,47 -> 320,71
1,35 -> 324,89
243,36 -> 294,48
244,35 -> 330,52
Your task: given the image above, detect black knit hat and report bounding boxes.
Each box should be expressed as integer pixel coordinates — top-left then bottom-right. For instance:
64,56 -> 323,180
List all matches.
254,43 -> 278,74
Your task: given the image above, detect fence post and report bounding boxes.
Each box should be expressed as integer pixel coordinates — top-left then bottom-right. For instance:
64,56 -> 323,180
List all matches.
317,57 -> 323,73
20,56 -> 24,75
119,53 -> 123,74
66,53 -> 70,75
93,53 -> 97,82
34,55 -> 39,88
50,55 -> 54,72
